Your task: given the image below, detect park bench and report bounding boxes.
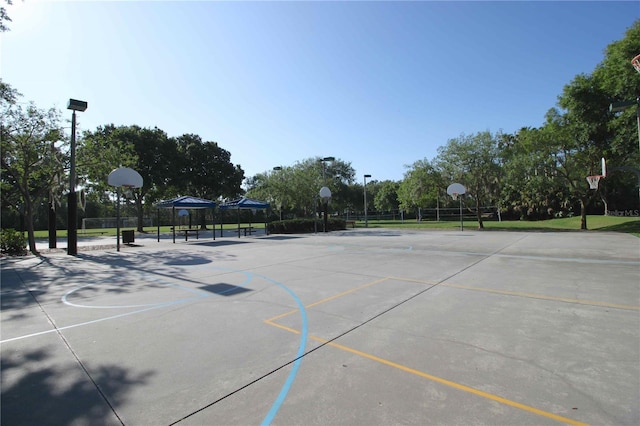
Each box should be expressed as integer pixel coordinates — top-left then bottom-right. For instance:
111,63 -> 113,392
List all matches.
345,220 -> 356,228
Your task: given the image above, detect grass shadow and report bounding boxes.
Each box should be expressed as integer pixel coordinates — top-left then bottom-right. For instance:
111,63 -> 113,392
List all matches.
597,219 -> 640,234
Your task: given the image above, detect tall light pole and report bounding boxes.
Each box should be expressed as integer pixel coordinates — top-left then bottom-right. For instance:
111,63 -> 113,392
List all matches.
273,166 -> 283,221
363,174 -> 371,228
67,99 -> 88,255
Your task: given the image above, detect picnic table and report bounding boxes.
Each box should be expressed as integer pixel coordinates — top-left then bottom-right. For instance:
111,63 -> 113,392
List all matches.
177,228 -> 200,241
238,226 -> 254,237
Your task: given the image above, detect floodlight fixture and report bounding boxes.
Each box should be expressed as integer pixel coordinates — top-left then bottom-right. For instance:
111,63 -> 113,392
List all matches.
67,98 -> 88,112
609,100 -> 637,113
319,156 -> 334,184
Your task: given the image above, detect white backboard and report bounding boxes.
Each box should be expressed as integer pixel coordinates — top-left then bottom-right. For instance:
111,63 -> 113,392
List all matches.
108,168 -> 143,188
447,183 -> 466,196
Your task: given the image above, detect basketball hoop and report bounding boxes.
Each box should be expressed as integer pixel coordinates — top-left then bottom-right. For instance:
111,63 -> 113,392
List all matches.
632,54 -> 640,74
451,193 -> 459,201
586,175 -> 603,190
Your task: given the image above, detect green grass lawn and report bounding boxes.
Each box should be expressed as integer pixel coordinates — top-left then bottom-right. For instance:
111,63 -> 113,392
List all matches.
29,215 -> 640,239
361,215 -> 640,237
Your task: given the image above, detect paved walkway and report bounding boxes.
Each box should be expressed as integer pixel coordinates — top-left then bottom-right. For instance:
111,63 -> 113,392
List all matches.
2,229 -> 639,425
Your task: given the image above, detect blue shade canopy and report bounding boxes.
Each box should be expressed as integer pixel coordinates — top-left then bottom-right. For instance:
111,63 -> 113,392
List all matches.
156,196 -> 216,209
219,197 -> 270,210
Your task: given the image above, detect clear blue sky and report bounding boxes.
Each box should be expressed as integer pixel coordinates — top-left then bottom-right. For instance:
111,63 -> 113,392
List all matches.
2,0 -> 638,184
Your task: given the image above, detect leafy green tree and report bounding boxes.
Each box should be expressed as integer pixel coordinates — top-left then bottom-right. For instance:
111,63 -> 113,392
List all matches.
435,132 -> 502,229
598,21 -> 640,133
499,21 -> 639,223
0,79 -> 19,103
543,21 -> 640,228
245,166 -> 296,220
1,83 -> 65,253
175,134 -> 244,200
598,20 -> 640,211
519,111 -> 603,229
246,157 -> 355,218
78,124 -> 138,193
499,129 -> 570,220
80,125 -> 189,231
81,128 -> 244,231
374,180 -> 400,214
0,0 -> 13,32
288,158 -> 327,217
398,159 -> 446,220
175,134 -> 244,227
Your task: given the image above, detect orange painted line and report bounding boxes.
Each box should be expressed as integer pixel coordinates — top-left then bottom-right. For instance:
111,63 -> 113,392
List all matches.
264,275 -> 593,424
264,277 -> 391,323
387,276 -> 438,285
263,319 -> 301,335
304,277 -> 390,309
266,308 -> 300,323
442,283 -> 639,311
265,319 -> 588,426
388,276 -> 638,310
311,335 -> 589,426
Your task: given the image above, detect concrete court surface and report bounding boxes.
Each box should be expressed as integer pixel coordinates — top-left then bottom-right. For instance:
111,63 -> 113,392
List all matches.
1,229 -> 638,426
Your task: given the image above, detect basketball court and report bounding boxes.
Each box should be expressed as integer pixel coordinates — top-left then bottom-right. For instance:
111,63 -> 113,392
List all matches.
1,229 -> 638,425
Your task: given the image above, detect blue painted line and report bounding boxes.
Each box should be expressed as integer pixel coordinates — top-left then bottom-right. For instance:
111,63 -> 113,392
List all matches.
195,266 -> 308,424
60,263 -> 306,425
252,272 -> 308,426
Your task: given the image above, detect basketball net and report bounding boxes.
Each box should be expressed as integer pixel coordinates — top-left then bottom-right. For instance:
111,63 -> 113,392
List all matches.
633,54 -> 640,74
451,193 -> 459,201
586,175 -> 603,190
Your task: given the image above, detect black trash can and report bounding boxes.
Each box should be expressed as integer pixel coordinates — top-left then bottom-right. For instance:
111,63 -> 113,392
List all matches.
122,230 -> 135,244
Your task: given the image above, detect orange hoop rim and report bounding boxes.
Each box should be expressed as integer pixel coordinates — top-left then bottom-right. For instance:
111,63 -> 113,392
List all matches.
632,54 -> 640,73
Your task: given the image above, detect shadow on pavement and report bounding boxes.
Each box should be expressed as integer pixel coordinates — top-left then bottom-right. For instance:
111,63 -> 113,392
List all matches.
1,346 -> 153,425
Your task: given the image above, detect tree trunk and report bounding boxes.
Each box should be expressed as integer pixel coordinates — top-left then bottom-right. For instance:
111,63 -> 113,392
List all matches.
476,196 -> 484,229
580,198 -> 588,230
24,200 -> 38,255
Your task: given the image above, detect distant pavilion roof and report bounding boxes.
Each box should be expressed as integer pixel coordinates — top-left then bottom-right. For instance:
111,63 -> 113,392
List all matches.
156,196 -> 217,209
219,197 -> 269,210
